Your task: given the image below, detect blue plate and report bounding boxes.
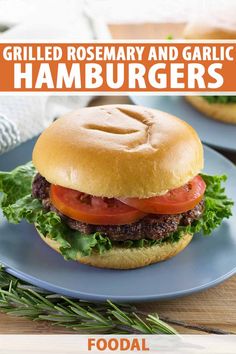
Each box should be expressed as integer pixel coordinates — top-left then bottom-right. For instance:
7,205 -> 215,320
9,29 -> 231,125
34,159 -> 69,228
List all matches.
0,140 -> 235,302
130,96 -> 236,152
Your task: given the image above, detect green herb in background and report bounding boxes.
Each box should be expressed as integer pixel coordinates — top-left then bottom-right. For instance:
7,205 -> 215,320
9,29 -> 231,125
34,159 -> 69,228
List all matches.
0,266 -> 177,334
202,96 -> 236,104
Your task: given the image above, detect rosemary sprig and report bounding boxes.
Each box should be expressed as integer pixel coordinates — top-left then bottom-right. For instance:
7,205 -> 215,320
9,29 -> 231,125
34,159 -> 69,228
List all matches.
0,266 -> 177,334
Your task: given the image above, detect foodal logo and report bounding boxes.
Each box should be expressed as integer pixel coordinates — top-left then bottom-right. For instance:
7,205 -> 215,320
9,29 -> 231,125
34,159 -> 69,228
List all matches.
88,337 -> 150,351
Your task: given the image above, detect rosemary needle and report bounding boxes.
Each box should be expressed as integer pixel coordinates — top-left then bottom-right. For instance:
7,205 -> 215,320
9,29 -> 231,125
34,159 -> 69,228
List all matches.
0,266 -> 177,334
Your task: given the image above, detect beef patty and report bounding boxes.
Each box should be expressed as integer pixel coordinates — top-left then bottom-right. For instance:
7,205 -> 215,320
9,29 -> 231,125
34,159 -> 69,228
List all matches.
32,173 -> 204,241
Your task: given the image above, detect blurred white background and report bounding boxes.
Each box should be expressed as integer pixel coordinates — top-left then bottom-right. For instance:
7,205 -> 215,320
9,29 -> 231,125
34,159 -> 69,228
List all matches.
0,0 -> 236,28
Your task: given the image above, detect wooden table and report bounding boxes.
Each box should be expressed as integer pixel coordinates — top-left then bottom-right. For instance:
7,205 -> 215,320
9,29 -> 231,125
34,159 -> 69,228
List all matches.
0,23 -> 235,335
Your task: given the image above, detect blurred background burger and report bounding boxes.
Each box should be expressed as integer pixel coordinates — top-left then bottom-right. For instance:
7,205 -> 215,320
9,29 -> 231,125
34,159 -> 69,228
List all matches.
184,17 -> 236,124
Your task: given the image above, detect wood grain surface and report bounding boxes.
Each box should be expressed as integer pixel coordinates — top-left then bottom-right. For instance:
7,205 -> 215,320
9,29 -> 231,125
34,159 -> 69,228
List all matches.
0,23 -> 235,335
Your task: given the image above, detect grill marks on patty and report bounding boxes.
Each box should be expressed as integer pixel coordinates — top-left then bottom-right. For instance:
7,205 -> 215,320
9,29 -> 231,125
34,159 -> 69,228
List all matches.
32,173 -> 204,242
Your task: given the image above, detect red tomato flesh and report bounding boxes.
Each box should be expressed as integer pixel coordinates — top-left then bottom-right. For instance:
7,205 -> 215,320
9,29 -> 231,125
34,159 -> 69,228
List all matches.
50,185 -> 146,225
50,175 -> 206,225
119,176 -> 206,215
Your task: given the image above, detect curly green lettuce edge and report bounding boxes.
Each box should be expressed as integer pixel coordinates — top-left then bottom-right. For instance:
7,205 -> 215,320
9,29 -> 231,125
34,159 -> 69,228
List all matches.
0,162 -> 234,260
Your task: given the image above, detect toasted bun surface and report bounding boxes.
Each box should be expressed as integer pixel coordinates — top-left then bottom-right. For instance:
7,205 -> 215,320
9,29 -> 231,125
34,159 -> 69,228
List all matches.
37,229 -> 192,269
183,22 -> 236,39
33,105 -> 203,198
186,96 -> 236,124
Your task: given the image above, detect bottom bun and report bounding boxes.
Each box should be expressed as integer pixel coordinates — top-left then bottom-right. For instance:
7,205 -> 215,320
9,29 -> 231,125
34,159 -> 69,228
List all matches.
185,96 -> 236,124
36,229 -> 193,269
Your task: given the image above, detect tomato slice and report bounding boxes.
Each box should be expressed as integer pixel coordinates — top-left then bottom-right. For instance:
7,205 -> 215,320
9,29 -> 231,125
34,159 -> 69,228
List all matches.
119,176 -> 206,215
50,185 -> 146,225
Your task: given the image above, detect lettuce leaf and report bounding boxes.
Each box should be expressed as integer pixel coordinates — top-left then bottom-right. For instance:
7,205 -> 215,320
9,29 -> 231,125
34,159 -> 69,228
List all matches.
0,163 -> 234,260
120,175 -> 234,249
202,96 -> 236,104
1,192 -> 112,259
0,162 -> 36,207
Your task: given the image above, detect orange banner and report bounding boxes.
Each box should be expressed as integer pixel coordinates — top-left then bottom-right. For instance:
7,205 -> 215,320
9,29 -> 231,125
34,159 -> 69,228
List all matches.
0,42 -> 235,92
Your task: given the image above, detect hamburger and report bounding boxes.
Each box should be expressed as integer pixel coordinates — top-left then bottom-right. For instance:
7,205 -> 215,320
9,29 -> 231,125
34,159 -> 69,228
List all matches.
0,105 -> 233,269
184,22 -> 236,124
